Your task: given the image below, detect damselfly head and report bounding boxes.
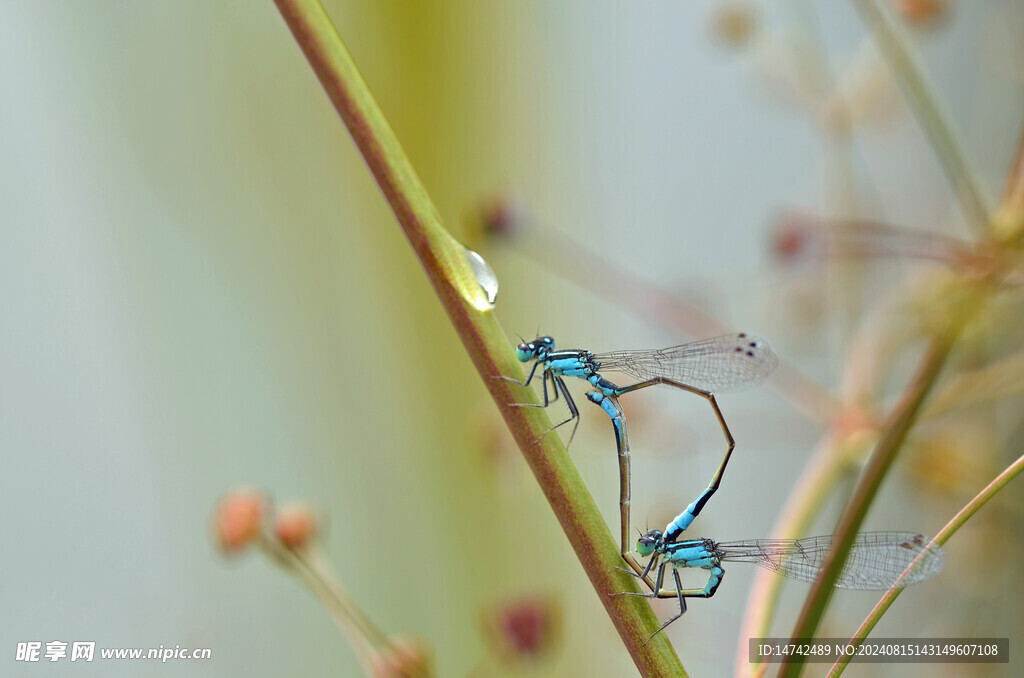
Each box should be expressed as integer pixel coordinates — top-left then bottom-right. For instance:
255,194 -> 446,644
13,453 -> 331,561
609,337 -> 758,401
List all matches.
636,529 -> 663,557
515,336 -> 555,362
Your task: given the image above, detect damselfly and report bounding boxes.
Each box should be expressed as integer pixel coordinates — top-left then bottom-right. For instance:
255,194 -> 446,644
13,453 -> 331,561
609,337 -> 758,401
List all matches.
509,333 -> 778,449
622,529 -> 944,642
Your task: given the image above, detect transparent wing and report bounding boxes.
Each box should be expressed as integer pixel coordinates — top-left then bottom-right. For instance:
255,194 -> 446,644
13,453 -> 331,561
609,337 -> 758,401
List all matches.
591,333 -> 778,392
716,532 -> 944,590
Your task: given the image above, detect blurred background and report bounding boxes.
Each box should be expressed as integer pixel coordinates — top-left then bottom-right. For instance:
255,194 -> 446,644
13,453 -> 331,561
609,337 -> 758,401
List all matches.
3,1 -> 1023,676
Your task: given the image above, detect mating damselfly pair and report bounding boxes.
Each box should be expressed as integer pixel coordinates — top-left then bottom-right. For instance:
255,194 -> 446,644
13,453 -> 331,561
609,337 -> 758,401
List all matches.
509,332 -> 944,640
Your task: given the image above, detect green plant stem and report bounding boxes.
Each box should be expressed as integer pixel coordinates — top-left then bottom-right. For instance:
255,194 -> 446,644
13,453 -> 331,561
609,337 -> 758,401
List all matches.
270,1 -> 684,674
850,0 -> 990,235
777,318 -> 968,678
826,450 -> 1024,677
823,111 -> 1024,678
780,95 -> 1024,678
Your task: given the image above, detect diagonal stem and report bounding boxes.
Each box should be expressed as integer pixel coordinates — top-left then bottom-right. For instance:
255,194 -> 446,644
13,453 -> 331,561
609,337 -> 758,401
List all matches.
825,114 -> 1024,678
271,0 -> 685,673
779,73 -> 1024,678
777,317 -> 969,677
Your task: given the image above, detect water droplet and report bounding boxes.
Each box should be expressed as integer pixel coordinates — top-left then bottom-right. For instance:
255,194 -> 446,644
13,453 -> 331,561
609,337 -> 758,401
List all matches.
465,248 -> 498,309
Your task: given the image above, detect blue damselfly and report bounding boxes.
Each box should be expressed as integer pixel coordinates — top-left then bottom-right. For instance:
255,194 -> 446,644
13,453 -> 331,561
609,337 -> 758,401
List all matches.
623,529 -> 944,642
510,333 -> 778,449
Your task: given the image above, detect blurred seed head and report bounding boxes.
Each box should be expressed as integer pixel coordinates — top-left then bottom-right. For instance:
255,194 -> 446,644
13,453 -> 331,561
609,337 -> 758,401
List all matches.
481,197 -> 520,237
906,420 -> 998,497
464,195 -> 525,249
710,3 -> 759,49
771,215 -> 820,266
991,206 -> 1024,244
482,595 -> 561,664
272,502 -> 320,550
213,488 -> 267,555
824,46 -> 902,132
834,407 -> 879,441
892,0 -> 949,28
906,269 -> 982,336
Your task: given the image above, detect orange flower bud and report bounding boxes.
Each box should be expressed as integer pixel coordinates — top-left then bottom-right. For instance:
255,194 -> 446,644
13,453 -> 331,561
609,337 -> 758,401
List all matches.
213,488 -> 266,554
273,503 -> 319,549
